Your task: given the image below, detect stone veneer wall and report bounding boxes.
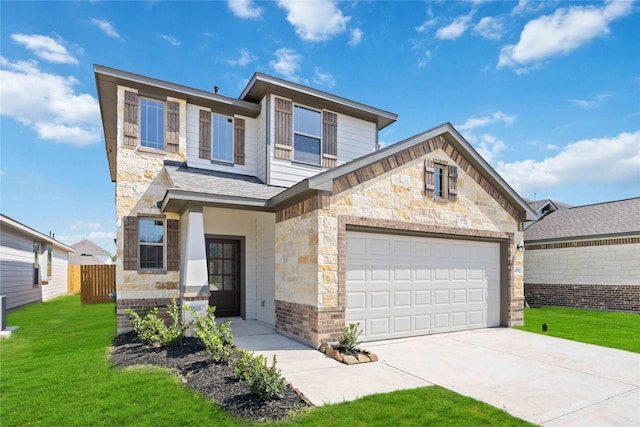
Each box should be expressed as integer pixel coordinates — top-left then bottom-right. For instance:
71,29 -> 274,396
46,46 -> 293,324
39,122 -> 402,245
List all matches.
114,85 -> 187,333
275,138 -> 525,347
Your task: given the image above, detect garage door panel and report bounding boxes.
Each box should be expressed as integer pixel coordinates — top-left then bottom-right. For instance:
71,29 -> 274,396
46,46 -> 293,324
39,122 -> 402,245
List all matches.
346,232 -> 500,342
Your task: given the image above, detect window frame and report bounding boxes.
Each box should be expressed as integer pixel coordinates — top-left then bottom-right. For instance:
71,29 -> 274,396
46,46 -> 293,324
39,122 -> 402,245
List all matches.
211,114 -> 234,163
293,104 -> 322,166
33,241 -> 40,286
434,164 -> 446,198
139,97 -> 166,151
138,217 -> 166,271
47,245 -> 53,278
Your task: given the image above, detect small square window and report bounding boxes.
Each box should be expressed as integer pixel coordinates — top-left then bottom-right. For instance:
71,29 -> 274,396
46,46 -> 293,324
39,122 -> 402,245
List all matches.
140,99 -> 165,150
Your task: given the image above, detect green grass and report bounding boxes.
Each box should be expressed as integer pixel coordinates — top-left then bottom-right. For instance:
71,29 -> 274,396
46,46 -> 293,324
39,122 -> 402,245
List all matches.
516,306 -> 640,353
1,295 -> 534,426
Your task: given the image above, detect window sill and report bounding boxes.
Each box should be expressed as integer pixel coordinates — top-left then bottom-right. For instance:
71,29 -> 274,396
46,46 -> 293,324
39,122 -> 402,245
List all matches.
291,160 -> 323,169
210,159 -> 235,167
137,146 -> 166,156
137,269 -> 167,274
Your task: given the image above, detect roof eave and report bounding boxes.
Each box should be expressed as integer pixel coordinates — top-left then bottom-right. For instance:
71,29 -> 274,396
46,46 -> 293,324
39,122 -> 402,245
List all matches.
525,230 -> 640,244
0,215 -> 76,252
160,189 -> 271,213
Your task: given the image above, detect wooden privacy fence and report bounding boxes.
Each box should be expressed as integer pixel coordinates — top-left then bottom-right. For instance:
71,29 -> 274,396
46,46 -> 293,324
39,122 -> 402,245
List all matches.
72,264 -> 116,304
68,265 -> 82,293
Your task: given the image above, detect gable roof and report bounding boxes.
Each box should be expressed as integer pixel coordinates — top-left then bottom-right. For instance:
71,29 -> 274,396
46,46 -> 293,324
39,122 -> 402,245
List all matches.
0,214 -> 75,252
525,197 -> 640,242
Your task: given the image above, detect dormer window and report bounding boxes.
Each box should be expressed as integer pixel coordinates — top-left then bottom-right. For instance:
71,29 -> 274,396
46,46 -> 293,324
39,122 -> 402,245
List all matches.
293,106 -> 322,165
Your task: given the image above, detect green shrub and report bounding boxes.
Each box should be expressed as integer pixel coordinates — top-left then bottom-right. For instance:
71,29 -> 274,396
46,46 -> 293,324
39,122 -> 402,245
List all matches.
339,322 -> 362,353
246,354 -> 286,401
187,306 -> 235,364
126,298 -> 186,347
233,349 -> 254,381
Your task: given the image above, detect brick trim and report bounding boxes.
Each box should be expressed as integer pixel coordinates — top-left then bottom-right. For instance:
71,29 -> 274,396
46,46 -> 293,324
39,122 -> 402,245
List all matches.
525,283 -> 640,312
275,300 -> 344,347
276,193 -> 329,223
527,236 -> 640,251
116,297 -> 175,333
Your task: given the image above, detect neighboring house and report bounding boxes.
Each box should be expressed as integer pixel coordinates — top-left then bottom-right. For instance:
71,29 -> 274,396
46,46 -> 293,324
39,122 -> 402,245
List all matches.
0,214 -> 75,310
95,65 -> 536,347
523,198 -> 572,229
524,198 -> 640,312
69,239 -> 113,265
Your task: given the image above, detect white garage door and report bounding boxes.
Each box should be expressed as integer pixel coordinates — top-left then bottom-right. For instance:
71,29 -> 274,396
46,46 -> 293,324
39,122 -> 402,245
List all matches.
346,231 -> 500,342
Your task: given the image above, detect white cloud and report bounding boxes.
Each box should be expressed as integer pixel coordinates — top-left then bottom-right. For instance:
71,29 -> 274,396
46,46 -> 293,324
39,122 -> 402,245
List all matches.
459,111 -> 516,131
415,19 -> 437,33
417,50 -> 432,68
228,0 -> 263,19
474,134 -> 507,164
473,16 -> 504,40
570,93 -> 612,109
158,34 -> 180,46
11,34 -> 78,64
90,18 -> 121,39
313,68 -> 335,88
436,13 -> 473,40
70,220 -> 101,231
498,1 -> 633,70
510,0 -> 546,16
0,57 -> 100,146
278,0 -> 350,42
227,48 -> 257,67
269,48 -> 303,82
497,131 -> 640,195
57,231 -> 116,245
349,28 -> 363,46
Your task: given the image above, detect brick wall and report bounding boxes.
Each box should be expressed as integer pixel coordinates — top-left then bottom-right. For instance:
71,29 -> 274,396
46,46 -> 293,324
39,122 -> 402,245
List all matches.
525,283 -> 640,312
116,297 -> 175,333
275,300 -> 344,347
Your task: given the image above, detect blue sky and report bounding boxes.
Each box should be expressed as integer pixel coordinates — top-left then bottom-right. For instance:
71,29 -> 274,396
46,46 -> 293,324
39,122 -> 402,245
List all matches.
1,0 -> 639,254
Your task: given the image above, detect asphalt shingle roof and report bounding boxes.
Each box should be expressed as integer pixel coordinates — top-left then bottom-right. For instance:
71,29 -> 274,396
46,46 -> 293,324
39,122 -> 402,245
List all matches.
524,197 -> 640,241
69,239 -> 112,265
164,163 -> 287,201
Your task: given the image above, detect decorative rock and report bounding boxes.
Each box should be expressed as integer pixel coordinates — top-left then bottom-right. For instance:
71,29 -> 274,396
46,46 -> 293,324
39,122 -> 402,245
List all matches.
318,342 -> 329,354
356,353 -> 370,363
328,349 -> 343,362
368,353 -> 378,362
343,355 -> 358,365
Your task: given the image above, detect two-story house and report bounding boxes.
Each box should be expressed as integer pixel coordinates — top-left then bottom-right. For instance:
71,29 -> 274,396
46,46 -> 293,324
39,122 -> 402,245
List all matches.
95,65 -> 535,347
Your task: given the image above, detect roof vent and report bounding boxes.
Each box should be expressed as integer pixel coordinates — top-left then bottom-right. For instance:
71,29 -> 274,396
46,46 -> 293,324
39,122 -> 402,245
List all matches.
214,86 -> 220,94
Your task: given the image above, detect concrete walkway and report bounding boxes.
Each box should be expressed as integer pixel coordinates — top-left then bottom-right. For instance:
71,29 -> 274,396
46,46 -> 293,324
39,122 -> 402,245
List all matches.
231,320 -> 640,426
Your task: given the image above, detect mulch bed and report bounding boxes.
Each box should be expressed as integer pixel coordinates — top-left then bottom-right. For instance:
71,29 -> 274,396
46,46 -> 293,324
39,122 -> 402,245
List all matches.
110,332 -> 311,422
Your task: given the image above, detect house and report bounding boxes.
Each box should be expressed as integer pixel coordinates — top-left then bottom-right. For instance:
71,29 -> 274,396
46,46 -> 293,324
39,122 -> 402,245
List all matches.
523,198 -> 572,229
0,214 -> 75,310
524,198 -> 640,312
69,239 -> 113,265
95,65 -> 536,347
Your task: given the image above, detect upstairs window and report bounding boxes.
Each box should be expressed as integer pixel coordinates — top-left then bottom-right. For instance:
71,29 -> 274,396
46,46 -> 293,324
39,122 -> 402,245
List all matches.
140,98 -> 165,150
293,106 -> 322,165
425,159 -> 458,201
138,218 -> 164,270
212,115 -> 234,163
434,165 -> 444,198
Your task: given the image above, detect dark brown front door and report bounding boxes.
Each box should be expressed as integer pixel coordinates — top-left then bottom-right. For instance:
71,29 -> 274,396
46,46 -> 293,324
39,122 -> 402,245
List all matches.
206,239 -> 240,317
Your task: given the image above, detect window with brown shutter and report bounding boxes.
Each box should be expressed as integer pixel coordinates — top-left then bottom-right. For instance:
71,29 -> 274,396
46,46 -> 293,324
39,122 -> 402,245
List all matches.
166,101 -> 180,153
274,98 -> 292,160
123,216 -> 138,270
166,219 -> 179,271
124,91 -> 138,147
448,165 -> 458,201
234,118 -> 245,165
199,110 -> 211,159
322,111 -> 337,168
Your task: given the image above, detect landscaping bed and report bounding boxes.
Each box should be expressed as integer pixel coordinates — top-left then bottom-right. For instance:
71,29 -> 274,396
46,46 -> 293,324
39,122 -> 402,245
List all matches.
110,332 -> 311,422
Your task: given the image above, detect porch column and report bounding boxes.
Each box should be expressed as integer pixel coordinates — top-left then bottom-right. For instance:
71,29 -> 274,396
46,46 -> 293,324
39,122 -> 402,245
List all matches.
180,206 -> 209,320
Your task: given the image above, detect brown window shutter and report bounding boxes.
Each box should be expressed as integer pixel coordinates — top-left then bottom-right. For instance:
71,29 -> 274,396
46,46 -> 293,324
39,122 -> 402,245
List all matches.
274,97 -> 292,160
166,101 -> 180,153
166,219 -> 180,271
123,216 -> 138,270
234,118 -> 245,165
425,159 -> 435,197
124,91 -> 138,147
448,165 -> 458,201
199,110 -> 211,159
322,111 -> 337,168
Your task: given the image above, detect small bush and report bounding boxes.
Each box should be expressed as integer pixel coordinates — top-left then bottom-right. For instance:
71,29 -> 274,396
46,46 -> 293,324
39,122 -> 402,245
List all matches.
339,322 -> 362,353
126,298 -> 186,347
246,354 -> 286,401
188,306 -> 235,364
233,349 -> 254,382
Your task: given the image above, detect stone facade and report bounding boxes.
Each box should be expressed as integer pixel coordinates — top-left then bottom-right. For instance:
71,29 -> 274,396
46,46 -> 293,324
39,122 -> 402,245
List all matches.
114,85 -> 187,333
524,238 -> 640,312
274,137 -> 525,347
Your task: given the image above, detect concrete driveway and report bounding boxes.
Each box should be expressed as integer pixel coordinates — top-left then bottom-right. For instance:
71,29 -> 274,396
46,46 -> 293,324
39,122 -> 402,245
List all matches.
232,322 -> 640,426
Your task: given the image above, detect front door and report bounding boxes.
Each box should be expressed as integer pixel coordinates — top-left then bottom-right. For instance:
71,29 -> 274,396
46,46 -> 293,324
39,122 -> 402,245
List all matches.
206,239 -> 240,317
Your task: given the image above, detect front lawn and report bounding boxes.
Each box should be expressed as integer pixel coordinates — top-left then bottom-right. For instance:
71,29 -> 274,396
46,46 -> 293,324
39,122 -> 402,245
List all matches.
1,295 -> 534,426
516,306 -> 640,353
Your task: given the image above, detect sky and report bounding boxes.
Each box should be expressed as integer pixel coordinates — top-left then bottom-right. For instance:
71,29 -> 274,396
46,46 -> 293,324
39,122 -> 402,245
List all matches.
1,0 -> 639,255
